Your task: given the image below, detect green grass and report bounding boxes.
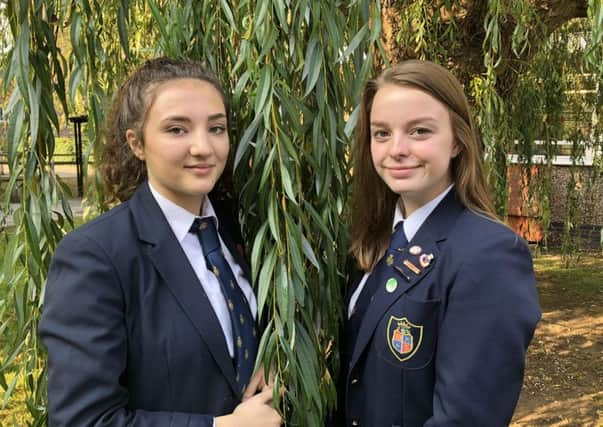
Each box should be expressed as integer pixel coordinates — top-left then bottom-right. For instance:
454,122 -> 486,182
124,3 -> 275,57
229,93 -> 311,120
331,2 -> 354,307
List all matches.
0,228 -> 28,425
0,372 -> 31,425
54,136 -> 90,156
533,252 -> 603,297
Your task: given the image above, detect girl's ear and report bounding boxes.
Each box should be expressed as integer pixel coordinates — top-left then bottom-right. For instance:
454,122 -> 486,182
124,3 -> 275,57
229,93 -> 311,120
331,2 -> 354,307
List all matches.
126,129 -> 144,160
451,141 -> 462,158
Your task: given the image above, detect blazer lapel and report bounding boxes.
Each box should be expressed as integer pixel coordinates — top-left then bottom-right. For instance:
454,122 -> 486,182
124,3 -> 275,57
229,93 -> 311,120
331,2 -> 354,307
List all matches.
129,183 -> 239,396
350,237 -> 440,368
350,189 -> 465,369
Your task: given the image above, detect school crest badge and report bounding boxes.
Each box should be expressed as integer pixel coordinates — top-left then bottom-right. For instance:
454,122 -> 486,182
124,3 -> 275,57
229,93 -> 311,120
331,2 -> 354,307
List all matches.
387,316 -> 423,362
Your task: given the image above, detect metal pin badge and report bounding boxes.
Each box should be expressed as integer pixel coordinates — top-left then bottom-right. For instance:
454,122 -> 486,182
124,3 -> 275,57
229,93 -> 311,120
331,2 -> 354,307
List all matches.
403,259 -> 421,275
409,245 -> 422,255
394,266 -> 411,282
419,253 -> 434,268
385,278 -> 398,293
386,254 -> 394,266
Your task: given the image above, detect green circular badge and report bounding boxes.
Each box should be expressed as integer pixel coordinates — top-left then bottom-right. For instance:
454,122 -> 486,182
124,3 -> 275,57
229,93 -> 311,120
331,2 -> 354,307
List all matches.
385,278 -> 398,293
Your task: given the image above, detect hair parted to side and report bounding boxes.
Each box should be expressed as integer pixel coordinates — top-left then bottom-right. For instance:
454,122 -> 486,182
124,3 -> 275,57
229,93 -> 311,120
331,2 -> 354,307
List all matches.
99,56 -> 229,203
351,59 -> 498,271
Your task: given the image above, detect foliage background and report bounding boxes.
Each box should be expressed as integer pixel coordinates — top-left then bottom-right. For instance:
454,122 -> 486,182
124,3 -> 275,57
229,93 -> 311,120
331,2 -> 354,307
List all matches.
0,0 -> 602,425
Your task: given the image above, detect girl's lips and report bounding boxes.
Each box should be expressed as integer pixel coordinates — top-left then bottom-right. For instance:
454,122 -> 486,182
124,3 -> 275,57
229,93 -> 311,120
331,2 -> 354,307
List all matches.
185,164 -> 214,175
387,165 -> 419,178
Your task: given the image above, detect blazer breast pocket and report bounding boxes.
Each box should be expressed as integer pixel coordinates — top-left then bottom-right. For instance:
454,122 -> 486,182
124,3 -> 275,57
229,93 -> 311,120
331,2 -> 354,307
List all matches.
374,295 -> 440,369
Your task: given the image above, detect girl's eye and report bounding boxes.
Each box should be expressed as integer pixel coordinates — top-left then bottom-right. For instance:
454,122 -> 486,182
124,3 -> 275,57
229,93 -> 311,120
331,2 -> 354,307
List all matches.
411,127 -> 431,137
167,127 -> 186,135
209,125 -> 226,135
372,129 -> 389,139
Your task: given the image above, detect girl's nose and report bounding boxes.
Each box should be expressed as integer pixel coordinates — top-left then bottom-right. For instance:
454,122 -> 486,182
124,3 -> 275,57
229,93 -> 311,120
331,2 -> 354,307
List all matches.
389,133 -> 410,156
189,131 -> 212,156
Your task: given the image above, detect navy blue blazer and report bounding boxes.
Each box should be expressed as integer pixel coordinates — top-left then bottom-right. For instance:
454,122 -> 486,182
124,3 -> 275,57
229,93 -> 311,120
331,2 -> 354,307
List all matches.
39,182 -> 252,426
342,190 -> 541,426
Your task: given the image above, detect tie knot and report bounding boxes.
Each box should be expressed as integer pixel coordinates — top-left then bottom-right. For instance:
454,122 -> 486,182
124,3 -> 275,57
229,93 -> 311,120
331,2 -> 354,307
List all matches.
190,217 -> 221,254
390,221 -> 408,250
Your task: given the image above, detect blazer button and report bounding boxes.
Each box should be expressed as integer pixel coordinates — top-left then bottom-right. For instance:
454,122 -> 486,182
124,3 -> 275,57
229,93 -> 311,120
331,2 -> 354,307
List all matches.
351,420 -> 359,426
350,378 -> 359,384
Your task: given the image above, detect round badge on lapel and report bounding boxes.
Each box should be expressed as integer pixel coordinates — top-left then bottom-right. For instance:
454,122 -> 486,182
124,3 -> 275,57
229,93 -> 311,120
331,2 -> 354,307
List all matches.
385,278 -> 398,293
409,245 -> 422,255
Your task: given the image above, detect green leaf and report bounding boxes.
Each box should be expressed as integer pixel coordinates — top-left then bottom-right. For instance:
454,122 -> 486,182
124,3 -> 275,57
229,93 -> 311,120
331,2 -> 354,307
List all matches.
69,66 -> 83,106
147,0 -> 169,47
273,0 -> 288,31
257,246 -> 277,316
253,0 -> 270,31
267,194 -> 281,242
259,146 -> 276,191
234,113 -> 262,170
117,1 -> 130,56
219,0 -> 237,30
344,104 -> 360,138
254,66 -> 272,113
279,161 -> 297,203
250,222 -> 269,283
275,260 -> 289,324
285,214 -> 305,281
339,24 -> 368,61
301,232 -> 320,269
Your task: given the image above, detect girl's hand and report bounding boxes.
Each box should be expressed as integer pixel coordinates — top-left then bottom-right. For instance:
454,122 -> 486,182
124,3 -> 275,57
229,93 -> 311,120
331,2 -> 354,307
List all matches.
215,388 -> 281,427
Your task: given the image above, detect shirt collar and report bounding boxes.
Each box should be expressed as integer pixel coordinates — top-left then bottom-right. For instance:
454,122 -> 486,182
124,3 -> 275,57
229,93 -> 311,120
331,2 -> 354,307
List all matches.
393,184 -> 454,242
148,182 -> 218,243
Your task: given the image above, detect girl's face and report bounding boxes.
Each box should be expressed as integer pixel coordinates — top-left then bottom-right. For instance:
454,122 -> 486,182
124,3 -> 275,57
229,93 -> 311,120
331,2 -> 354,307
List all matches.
127,78 -> 229,214
369,84 -> 459,216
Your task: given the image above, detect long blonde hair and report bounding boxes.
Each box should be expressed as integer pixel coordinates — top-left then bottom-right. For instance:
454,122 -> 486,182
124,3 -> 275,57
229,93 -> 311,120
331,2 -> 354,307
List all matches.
350,60 -> 497,271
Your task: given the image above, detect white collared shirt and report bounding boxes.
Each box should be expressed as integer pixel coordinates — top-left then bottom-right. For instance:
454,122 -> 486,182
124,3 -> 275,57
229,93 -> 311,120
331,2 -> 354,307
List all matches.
348,184 -> 454,317
149,183 -> 257,357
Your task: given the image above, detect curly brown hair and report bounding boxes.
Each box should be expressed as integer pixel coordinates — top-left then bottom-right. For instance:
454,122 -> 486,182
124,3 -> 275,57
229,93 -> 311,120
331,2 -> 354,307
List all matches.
99,57 -> 229,202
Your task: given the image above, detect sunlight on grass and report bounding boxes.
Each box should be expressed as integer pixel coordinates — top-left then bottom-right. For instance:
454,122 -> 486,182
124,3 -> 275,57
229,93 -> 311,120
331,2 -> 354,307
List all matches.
533,253 -> 603,296
0,371 -> 32,425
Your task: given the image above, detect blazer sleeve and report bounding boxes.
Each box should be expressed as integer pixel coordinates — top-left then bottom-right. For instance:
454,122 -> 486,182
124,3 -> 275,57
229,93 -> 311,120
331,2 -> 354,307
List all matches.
39,232 -> 214,427
425,232 -> 541,426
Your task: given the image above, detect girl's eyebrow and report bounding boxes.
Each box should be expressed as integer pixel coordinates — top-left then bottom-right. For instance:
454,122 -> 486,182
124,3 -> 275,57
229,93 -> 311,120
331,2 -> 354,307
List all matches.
160,115 -> 191,124
208,113 -> 227,121
370,116 -> 438,127
160,113 -> 228,124
405,117 -> 438,127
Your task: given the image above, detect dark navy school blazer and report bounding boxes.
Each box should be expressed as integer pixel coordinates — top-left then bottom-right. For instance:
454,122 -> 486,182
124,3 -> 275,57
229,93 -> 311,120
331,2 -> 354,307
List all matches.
39,182 -> 252,427
342,190 -> 541,427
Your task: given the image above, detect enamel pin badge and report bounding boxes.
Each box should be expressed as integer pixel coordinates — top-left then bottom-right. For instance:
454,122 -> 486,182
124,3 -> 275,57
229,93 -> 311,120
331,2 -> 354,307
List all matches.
419,253 -> 434,268
403,259 -> 421,275
409,245 -> 422,255
385,277 -> 398,293
386,254 -> 394,266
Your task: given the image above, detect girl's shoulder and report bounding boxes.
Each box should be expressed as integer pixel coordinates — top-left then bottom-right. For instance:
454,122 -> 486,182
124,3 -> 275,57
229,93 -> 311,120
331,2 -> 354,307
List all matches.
452,209 -> 528,252
58,201 -> 133,248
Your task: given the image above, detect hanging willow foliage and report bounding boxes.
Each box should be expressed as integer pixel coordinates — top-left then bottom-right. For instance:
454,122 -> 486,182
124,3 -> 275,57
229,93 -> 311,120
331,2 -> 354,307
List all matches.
509,17 -> 603,261
0,1 -> 378,425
